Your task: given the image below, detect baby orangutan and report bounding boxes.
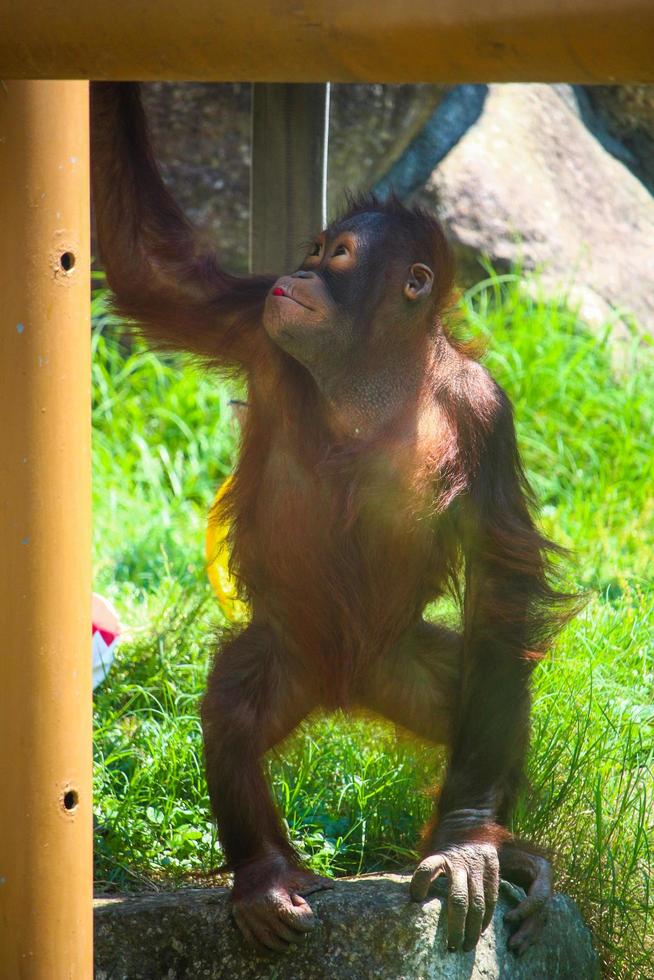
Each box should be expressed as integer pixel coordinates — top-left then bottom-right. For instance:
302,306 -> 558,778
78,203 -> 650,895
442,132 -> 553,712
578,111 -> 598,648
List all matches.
92,82 -> 576,956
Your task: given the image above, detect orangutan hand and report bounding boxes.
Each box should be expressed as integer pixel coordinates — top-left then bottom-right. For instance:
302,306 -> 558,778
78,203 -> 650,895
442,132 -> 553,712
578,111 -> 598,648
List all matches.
410,840 -> 500,951
500,847 -> 553,955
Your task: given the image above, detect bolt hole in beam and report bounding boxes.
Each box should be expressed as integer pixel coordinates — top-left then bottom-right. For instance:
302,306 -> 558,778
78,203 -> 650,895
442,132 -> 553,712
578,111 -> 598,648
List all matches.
60,251 -> 75,272
63,789 -> 79,812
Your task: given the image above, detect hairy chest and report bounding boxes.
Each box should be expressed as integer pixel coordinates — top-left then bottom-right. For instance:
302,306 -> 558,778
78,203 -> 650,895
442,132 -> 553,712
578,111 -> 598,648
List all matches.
230,421 -> 460,617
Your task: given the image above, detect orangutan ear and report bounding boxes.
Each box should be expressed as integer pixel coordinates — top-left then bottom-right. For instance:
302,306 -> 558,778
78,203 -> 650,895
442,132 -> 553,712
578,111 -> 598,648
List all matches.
403,263 -> 434,302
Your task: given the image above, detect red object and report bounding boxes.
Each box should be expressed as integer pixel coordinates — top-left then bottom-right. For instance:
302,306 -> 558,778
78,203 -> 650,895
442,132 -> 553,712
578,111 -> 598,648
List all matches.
272,287 -> 285,296
92,624 -> 117,646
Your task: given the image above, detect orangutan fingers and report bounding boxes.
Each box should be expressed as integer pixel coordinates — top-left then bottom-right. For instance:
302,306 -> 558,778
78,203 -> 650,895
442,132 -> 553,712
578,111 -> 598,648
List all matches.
412,842 -> 500,951
504,855 -> 552,926
462,869 -> 486,951
482,855 -> 500,932
232,888 -> 317,954
410,853 -> 448,901
233,905 -> 288,953
281,893 -> 317,931
503,854 -> 552,955
446,863 -> 470,950
231,908 -> 260,950
507,905 -> 548,955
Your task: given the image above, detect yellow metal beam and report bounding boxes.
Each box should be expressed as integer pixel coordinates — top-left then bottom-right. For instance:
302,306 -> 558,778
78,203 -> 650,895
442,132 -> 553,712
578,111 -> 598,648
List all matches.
0,81 -> 92,980
0,0 -> 652,82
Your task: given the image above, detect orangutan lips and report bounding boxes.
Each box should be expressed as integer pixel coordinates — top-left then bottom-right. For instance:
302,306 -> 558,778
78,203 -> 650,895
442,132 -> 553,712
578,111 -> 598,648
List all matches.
271,286 -> 313,311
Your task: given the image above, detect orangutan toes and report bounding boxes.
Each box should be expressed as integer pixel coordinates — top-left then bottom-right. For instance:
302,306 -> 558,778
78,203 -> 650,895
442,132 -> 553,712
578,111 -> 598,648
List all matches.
232,886 -> 316,952
502,851 -> 553,956
290,867 -> 335,896
231,860 -> 333,953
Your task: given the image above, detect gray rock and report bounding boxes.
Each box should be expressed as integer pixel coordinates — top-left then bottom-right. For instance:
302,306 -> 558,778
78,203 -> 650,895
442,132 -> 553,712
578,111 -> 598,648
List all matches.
139,83 -> 445,274
94,874 -> 599,979
581,85 -> 654,196
374,86 -> 488,201
419,84 -> 654,337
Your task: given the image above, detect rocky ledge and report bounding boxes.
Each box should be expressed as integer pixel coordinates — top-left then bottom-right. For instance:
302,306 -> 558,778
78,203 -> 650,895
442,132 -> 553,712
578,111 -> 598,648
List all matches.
95,873 -> 599,979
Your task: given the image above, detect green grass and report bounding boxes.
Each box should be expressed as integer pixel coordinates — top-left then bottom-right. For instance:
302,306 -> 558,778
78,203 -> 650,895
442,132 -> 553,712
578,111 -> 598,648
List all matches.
92,276 -> 654,978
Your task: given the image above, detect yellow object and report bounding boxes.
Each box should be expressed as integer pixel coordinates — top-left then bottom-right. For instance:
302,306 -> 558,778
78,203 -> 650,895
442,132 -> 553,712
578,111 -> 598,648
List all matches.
0,0 -> 653,82
0,81 -> 93,979
206,476 -> 248,621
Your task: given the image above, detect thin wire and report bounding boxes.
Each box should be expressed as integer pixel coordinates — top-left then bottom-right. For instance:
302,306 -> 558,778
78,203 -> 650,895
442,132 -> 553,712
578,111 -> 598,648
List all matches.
321,82 -> 331,228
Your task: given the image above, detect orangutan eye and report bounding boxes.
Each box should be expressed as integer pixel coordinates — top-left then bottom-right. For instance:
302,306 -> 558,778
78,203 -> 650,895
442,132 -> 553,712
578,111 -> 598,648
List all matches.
333,244 -> 348,257
310,242 -> 321,256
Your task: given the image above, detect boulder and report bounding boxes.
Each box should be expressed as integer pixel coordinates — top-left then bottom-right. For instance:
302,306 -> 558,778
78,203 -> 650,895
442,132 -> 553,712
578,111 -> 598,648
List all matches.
581,85 -> 654,196
94,874 -> 599,979
140,83 -> 445,274
141,82 -> 251,273
419,84 -> 654,337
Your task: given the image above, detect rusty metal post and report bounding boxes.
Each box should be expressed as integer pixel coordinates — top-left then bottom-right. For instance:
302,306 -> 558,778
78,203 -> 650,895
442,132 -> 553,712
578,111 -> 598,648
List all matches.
0,81 -> 92,979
